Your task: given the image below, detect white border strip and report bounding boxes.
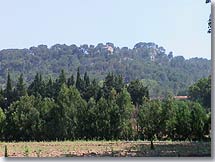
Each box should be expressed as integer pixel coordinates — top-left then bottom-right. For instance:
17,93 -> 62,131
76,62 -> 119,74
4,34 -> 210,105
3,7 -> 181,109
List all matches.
211,0 -> 215,159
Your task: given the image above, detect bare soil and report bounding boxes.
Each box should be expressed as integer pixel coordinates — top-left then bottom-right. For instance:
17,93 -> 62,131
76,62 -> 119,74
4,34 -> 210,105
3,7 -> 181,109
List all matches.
0,141 -> 211,157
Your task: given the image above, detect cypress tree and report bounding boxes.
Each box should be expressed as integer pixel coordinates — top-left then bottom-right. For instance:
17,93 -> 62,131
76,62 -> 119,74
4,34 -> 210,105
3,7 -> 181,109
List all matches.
45,77 -> 54,98
58,70 -> 66,85
67,74 -> 75,87
28,73 -> 40,96
76,68 -> 81,90
84,72 -> 90,88
0,88 -> 5,110
75,68 -> 85,94
4,72 -> 14,108
15,74 -> 27,99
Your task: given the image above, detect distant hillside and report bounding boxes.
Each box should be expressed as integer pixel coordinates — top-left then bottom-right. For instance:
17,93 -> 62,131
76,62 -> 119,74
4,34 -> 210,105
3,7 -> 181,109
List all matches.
0,42 -> 211,97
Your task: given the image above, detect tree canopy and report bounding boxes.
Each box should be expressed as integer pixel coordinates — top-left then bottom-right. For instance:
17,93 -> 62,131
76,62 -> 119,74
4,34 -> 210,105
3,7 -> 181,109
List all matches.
0,70 -> 211,143
0,42 -> 210,97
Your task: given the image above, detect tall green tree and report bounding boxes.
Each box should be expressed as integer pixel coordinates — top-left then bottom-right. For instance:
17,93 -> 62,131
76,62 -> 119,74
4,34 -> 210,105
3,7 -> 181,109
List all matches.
114,75 -> 124,93
58,69 -> 67,84
0,89 -> 5,110
138,100 -> 162,149
14,74 -> 27,100
47,84 -> 86,140
53,70 -> 67,99
84,72 -> 90,88
4,95 -> 41,141
95,97 -> 111,140
103,73 -> 115,99
82,98 -> 97,139
174,101 -> 192,140
4,72 -> 15,109
0,107 -> 5,140
83,79 -> 99,101
51,84 -> 77,140
82,72 -> 93,101
189,76 -> 211,110
108,88 -> 121,139
127,80 -> 149,107
28,73 -> 45,97
75,68 -> 85,95
45,77 -> 54,98
189,102 -> 207,140
5,73 -> 12,95
116,88 -> 134,139
37,97 -> 57,140
67,74 -> 75,87
161,95 -> 177,140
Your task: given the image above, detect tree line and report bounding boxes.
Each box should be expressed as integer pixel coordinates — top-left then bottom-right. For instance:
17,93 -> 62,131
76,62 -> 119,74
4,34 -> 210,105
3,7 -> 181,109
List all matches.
0,42 -> 211,97
0,69 -> 211,143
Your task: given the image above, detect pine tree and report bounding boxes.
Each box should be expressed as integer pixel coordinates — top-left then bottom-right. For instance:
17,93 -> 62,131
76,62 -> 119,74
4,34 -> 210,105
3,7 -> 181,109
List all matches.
0,107 -> 6,140
37,97 -> 57,140
114,75 -> 124,93
84,72 -> 90,88
161,95 -> 177,140
53,70 -> 67,98
67,74 -> 75,87
0,89 -> 5,110
174,101 -> 192,140
15,74 -> 27,100
83,79 -> 99,101
76,68 -> 81,89
138,100 -> 162,149
95,97 -> 111,140
28,73 -> 45,97
4,96 -> 40,141
58,69 -> 67,85
84,98 -> 97,139
4,72 -> 14,109
103,73 -> 115,99
127,80 -> 149,107
53,84 -> 86,140
116,88 -> 134,139
189,102 -> 207,140
75,68 -> 85,94
6,73 -> 12,94
45,77 -> 54,98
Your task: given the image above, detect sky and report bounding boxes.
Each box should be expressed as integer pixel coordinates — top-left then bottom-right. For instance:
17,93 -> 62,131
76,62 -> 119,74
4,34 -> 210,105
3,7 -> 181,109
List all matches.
0,0 -> 211,59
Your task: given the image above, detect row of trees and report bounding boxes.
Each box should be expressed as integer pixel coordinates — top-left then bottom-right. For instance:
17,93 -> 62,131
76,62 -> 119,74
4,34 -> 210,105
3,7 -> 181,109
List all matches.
138,98 -> 210,147
0,69 -> 211,143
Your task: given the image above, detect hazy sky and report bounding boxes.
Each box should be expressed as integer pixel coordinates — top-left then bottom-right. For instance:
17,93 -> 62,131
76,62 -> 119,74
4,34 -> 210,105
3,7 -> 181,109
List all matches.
0,0 -> 211,59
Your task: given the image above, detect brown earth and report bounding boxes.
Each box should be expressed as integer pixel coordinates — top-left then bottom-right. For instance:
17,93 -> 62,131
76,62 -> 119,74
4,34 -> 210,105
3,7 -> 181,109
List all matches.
0,141 -> 211,157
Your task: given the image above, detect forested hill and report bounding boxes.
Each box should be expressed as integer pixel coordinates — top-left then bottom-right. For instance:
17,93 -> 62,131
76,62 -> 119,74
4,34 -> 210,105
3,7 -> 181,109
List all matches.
0,42 -> 210,96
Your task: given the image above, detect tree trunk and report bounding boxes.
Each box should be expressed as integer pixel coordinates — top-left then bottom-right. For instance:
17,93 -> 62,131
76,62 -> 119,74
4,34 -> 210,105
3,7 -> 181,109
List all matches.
150,139 -> 155,150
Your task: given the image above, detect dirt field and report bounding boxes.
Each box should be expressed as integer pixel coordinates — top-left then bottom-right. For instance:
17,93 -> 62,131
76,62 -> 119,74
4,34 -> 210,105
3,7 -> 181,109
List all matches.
0,141 -> 211,157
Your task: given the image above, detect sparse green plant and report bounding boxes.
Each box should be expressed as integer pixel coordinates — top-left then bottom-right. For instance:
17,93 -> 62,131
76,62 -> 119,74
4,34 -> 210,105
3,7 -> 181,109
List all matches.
36,149 -> 42,157
24,146 -> 29,157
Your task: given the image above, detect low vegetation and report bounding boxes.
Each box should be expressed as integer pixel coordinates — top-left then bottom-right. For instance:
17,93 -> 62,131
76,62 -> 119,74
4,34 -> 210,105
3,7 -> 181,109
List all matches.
0,141 -> 211,157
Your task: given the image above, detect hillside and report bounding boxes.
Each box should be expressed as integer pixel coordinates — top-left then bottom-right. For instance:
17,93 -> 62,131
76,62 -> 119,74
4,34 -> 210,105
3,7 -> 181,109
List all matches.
0,42 -> 211,96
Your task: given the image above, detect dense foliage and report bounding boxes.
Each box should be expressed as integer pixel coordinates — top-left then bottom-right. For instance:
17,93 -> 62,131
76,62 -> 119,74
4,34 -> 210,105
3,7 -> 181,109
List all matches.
189,76 -> 211,110
0,42 -> 210,97
0,70 -> 211,143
